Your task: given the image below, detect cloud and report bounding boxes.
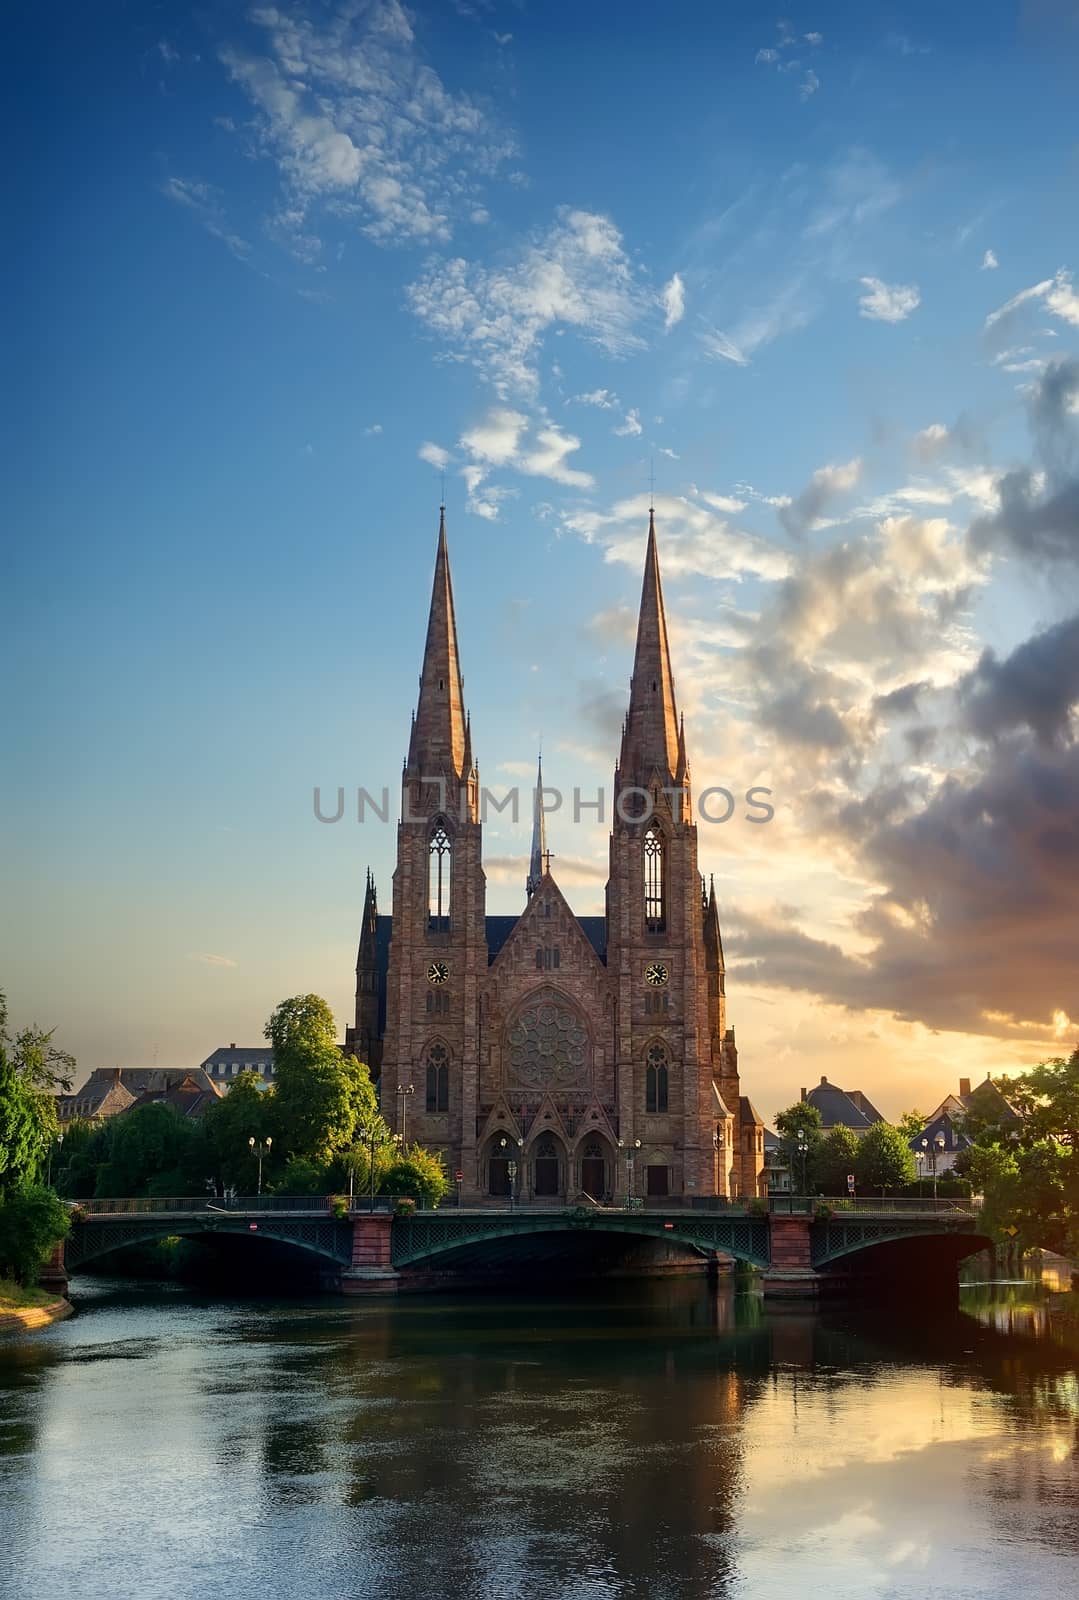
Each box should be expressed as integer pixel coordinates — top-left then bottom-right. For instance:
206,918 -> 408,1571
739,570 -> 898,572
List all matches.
418,441 -> 450,470
451,408 -> 594,516
613,408 -> 642,437
912,423 -> 951,462
800,70 -> 820,101
984,268 -> 1079,334
460,408 -> 527,465
968,359 -> 1079,567
364,422 -> 383,436
981,249 -> 999,271
407,207 -> 649,396
858,277 -> 921,323
562,491 -> 792,584
159,176 -> 251,260
778,458 -> 862,538
958,613 -> 1079,747
519,424 -> 593,487
661,272 -> 685,330
218,2 -> 514,256
572,389 -> 619,409
699,323 -> 749,366
191,953 -> 238,969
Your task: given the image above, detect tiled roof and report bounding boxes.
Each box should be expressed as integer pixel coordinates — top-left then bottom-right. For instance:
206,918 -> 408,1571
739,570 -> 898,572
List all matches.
804,1082 -> 875,1129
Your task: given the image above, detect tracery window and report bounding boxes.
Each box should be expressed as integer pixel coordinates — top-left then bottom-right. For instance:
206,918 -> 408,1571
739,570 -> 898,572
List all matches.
645,1043 -> 669,1114
428,820 -> 451,928
644,827 -> 665,933
425,1043 -> 449,1113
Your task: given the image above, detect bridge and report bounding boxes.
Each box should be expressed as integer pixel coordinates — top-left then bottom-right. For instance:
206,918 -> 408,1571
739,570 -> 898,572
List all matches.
50,1195 -> 990,1298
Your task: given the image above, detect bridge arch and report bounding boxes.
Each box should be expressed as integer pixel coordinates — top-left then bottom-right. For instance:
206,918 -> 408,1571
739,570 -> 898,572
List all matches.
64,1216 -> 354,1273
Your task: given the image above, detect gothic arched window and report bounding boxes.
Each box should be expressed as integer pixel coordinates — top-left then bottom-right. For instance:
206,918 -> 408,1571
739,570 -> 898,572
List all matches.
425,1043 -> 449,1113
428,820 -> 452,929
646,1043 -> 669,1114
644,827 -> 665,933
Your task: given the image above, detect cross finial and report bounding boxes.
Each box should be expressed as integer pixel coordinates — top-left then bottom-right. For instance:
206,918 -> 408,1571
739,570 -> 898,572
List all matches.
543,848 -> 554,873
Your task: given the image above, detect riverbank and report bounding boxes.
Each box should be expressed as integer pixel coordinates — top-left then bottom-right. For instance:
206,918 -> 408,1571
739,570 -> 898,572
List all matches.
0,1279 -> 73,1336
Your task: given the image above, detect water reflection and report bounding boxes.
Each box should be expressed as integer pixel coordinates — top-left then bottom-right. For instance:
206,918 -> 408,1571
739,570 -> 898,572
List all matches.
1,1275 -> 1077,1600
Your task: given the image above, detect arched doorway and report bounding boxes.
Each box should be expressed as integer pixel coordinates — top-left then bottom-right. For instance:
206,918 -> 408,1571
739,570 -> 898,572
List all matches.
532,1133 -> 562,1198
579,1138 -> 607,1200
645,1156 -> 670,1197
487,1137 -> 512,1197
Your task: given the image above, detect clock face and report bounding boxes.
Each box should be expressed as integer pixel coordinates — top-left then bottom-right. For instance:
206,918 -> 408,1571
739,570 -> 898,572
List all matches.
645,962 -> 669,987
427,961 -> 449,986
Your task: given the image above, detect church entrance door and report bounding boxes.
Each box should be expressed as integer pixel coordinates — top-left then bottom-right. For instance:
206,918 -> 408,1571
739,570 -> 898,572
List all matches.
580,1139 -> 606,1200
532,1134 -> 561,1198
489,1157 -> 511,1196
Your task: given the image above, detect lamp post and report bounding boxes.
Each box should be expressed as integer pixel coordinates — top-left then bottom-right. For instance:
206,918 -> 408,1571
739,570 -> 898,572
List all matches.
395,1083 -> 415,1144
933,1133 -> 945,1202
617,1138 -> 642,1205
248,1136 -> 272,1196
498,1136 -> 524,1210
368,1128 -> 402,1211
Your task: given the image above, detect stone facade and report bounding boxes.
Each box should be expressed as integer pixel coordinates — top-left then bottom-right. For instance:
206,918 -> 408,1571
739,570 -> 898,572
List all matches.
347,509 -> 765,1203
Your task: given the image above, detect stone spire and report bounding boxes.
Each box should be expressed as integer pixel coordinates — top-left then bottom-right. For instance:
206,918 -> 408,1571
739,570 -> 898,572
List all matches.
526,752 -> 547,899
406,507 -> 468,780
618,508 -> 681,786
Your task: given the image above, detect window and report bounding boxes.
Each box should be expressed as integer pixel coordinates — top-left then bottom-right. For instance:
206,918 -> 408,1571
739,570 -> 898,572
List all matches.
535,947 -> 560,970
425,1044 -> 449,1113
428,820 -> 452,928
646,1043 -> 669,1113
644,827 -> 665,932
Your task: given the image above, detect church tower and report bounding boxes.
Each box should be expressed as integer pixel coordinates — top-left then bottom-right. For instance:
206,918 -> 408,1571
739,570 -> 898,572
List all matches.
606,509 -> 759,1198
379,510 -> 487,1158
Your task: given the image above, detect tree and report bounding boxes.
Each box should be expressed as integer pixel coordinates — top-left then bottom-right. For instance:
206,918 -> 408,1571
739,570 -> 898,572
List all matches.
816,1125 -> 861,1196
0,993 -> 75,1199
379,1146 -> 449,1205
93,1103 -> 194,1197
897,1109 -> 927,1143
265,994 -> 380,1167
854,1122 -> 916,1196
0,1186 -> 71,1285
774,1101 -> 823,1191
200,1072 -> 272,1193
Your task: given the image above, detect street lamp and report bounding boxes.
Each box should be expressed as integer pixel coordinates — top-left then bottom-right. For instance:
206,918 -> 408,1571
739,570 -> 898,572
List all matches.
248,1135 -> 272,1196
368,1128 -> 402,1212
933,1132 -> 946,1202
395,1083 -> 415,1143
617,1138 -> 642,1205
498,1136 -> 524,1210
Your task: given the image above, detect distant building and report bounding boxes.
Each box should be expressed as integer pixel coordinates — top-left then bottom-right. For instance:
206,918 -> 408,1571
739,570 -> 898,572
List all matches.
907,1075 -> 1020,1174
127,1073 -> 221,1121
763,1129 -> 791,1193
200,1044 -> 276,1089
800,1076 -> 885,1136
58,1067 -> 220,1123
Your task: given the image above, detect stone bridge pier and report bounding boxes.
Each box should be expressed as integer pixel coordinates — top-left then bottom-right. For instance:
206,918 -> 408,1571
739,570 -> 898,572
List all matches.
343,1214 -> 399,1291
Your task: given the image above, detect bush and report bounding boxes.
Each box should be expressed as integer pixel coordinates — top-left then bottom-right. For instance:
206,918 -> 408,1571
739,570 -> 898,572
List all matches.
0,1186 -> 71,1285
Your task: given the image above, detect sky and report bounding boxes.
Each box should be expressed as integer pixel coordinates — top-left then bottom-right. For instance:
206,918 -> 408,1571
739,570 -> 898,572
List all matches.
6,0 -> 1079,1116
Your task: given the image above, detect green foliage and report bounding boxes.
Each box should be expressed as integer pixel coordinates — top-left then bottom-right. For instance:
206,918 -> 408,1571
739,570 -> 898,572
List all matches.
93,1103 -> 194,1198
265,994 -> 339,1057
199,1072 -> 270,1192
774,1101 -> 823,1190
274,1155 -> 328,1196
378,1145 -> 448,1204
897,1109 -> 927,1143
0,992 -> 73,1200
0,1185 -> 70,1285
854,1121 -> 916,1195
815,1125 -> 861,1195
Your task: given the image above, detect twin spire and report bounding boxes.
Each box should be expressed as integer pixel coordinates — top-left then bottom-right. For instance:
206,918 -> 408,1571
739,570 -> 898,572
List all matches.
407,507 -> 469,780
407,501 -> 685,878
618,507 -> 683,787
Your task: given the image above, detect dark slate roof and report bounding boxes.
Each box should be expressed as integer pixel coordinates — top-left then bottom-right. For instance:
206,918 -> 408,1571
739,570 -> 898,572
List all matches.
373,915 -> 607,980
202,1047 -> 274,1065
846,1089 -> 885,1125
763,1128 -> 781,1152
907,1110 -> 968,1154
804,1080 -> 875,1130
739,1095 -> 765,1126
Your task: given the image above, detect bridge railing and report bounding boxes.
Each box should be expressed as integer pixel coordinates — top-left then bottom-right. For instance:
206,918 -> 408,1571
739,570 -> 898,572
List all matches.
769,1195 -> 980,1216
70,1195 -> 404,1217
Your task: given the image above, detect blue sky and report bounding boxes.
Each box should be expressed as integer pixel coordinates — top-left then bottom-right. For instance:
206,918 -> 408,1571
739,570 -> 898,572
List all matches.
6,1 -> 1079,1112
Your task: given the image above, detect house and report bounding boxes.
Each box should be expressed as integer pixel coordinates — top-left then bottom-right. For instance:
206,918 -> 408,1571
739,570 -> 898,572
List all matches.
200,1044 -> 276,1089
800,1076 -> 884,1136
763,1128 -> 791,1194
127,1073 -> 222,1121
907,1075 -> 1020,1174
57,1066 -> 220,1123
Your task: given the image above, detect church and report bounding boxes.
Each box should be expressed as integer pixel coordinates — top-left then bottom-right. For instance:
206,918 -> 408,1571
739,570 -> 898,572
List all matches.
345,509 -> 765,1204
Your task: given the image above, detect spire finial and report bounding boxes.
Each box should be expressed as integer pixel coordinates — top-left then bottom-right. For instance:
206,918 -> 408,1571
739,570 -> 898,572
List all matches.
526,749 -> 548,900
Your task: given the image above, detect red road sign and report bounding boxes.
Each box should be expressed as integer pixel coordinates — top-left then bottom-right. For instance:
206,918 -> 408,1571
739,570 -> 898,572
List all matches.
454,1171 -> 464,1182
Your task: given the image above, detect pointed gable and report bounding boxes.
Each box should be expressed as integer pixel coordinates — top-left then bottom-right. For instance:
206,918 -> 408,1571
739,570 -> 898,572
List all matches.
488,871 -> 607,979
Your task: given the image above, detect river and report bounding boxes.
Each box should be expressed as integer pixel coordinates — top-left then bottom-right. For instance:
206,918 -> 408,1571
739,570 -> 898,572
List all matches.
1,1272 -> 1077,1600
